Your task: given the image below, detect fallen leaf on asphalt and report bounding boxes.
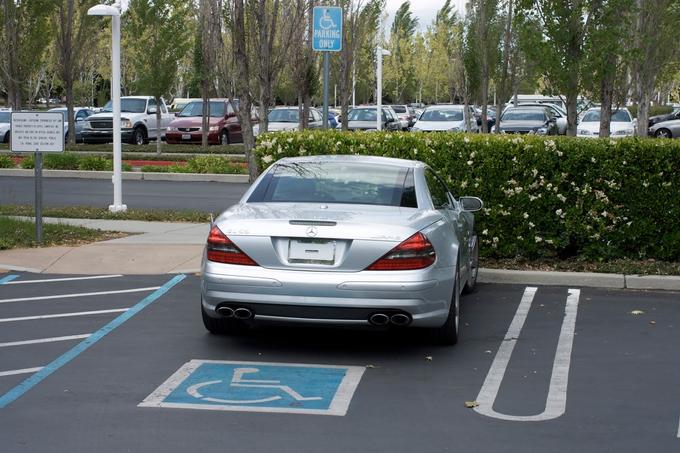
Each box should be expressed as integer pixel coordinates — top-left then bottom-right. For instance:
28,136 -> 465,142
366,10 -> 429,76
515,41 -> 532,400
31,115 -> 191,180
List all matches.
366,364 -> 375,369
484,350 -> 492,354
631,310 -> 645,315
464,401 -> 479,408
425,356 -> 433,361
649,321 -> 656,325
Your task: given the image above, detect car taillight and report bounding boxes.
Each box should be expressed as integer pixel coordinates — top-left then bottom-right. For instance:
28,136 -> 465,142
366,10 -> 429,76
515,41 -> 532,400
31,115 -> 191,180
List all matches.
366,232 -> 436,270
206,225 -> 258,266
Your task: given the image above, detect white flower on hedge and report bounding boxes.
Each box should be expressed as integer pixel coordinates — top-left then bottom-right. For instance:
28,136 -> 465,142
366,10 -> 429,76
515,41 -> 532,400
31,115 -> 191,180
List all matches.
287,137 -> 293,143
517,236 -> 523,240
534,236 -> 543,243
642,181 -> 649,187
532,168 -> 538,177
467,160 -> 473,166
555,209 -> 564,217
482,229 -> 488,236
546,239 -> 554,245
492,237 -> 499,244
529,222 -> 535,228
591,157 -> 596,163
544,139 -> 556,150
601,211 -> 608,217
463,136 -> 470,143
460,180 -> 468,189
413,148 -> 418,155
523,212 -> 529,219
557,194 -> 567,202
556,150 -> 563,157
470,151 -> 476,159
262,155 -> 273,164
512,137 -> 523,144
626,221 -> 633,227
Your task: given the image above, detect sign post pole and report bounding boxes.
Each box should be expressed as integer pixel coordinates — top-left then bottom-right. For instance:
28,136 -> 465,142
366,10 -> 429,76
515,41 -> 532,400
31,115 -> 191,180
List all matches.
34,152 -> 43,244
323,52 -> 330,129
312,6 -> 343,129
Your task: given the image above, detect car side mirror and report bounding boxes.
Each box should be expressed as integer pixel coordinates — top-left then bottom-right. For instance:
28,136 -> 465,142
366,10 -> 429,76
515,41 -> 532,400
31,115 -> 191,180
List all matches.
76,117 -> 83,122
460,196 -> 483,212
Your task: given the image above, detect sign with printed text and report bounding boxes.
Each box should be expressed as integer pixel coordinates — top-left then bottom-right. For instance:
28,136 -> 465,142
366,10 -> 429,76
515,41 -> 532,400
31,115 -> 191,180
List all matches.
11,112 -> 64,153
312,6 -> 343,52
139,360 -> 365,416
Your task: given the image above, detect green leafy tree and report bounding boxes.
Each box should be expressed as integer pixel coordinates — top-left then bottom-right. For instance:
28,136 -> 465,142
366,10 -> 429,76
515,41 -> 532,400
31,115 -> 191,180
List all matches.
0,0 -> 56,109
125,0 -> 192,153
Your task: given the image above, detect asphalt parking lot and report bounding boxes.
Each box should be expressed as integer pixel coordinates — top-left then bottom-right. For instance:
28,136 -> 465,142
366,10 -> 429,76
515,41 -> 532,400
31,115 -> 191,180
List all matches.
0,273 -> 678,452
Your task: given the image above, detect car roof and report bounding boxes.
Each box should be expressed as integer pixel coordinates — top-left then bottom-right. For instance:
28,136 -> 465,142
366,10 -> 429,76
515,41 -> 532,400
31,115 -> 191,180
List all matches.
425,105 -> 464,110
505,106 -> 549,111
275,154 -> 425,169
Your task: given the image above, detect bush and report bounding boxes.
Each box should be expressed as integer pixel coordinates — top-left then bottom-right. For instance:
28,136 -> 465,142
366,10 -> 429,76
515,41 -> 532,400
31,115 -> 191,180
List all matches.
0,155 -> 14,168
627,104 -> 674,119
21,155 -> 34,169
78,156 -> 112,171
44,152 -> 80,170
254,131 -> 680,262
184,155 -> 245,174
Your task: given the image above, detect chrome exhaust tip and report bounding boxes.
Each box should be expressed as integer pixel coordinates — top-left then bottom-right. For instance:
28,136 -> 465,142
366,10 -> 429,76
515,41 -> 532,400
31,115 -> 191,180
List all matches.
368,313 -> 390,326
390,313 -> 411,326
216,306 -> 235,318
233,307 -> 253,320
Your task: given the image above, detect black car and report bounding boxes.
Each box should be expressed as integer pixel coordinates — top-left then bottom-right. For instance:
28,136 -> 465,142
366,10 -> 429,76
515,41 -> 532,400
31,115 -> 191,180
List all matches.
498,106 -> 558,135
648,107 -> 680,128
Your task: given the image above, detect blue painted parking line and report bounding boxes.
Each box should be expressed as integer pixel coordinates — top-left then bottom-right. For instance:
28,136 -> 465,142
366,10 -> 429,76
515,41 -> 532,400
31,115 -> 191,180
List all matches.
139,360 -> 365,416
0,275 -> 19,284
0,274 -> 186,409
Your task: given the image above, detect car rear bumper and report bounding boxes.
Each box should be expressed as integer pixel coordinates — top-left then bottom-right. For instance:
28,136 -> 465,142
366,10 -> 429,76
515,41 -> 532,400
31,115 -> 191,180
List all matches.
82,129 -> 135,143
166,131 -> 219,144
200,260 -> 454,328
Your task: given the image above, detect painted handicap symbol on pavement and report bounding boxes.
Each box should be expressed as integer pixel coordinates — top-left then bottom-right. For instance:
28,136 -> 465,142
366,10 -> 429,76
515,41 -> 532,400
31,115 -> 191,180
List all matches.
139,360 -> 365,416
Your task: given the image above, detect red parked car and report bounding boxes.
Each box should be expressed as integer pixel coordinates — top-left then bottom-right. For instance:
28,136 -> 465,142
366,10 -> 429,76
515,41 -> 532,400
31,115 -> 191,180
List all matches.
165,99 -> 255,145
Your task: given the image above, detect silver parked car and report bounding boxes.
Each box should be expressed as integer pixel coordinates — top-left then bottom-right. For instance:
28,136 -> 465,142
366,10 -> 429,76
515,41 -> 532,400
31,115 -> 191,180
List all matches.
200,155 -> 483,345
649,119 -> 680,138
48,107 -> 95,142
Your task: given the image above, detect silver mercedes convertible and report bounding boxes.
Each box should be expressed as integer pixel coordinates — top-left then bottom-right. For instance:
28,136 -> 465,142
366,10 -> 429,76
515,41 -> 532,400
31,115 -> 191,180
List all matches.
200,155 -> 483,344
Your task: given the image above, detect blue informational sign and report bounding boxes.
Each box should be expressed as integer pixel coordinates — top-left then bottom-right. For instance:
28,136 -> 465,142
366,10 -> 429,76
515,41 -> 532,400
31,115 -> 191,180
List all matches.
140,360 -> 365,416
312,6 -> 343,52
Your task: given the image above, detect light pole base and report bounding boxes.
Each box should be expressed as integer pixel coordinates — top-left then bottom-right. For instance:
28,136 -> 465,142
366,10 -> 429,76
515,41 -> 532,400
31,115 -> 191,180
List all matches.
108,204 -> 128,213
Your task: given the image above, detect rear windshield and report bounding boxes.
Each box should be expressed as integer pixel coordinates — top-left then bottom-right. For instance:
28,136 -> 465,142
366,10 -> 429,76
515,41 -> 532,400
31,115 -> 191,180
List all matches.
420,108 -> 464,121
268,109 -> 299,122
581,109 -> 631,122
390,105 -> 406,113
501,110 -> 546,121
248,162 -> 417,208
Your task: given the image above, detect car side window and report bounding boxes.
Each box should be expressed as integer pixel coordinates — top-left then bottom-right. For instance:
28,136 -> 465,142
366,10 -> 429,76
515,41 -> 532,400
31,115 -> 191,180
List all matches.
148,98 -> 156,112
76,110 -> 87,119
425,169 -> 451,209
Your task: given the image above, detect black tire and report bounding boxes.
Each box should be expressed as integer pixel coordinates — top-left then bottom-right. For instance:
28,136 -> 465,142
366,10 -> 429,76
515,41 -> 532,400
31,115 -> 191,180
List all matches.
219,129 -> 230,145
3,132 -> 9,143
132,127 -> 148,145
655,128 -> 672,139
463,234 -> 479,294
431,262 -> 460,345
201,303 -> 247,335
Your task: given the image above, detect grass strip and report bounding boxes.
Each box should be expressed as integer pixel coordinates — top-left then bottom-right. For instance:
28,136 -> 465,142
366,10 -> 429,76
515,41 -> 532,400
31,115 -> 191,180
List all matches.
0,143 -> 245,154
0,205 -> 211,223
0,216 -> 126,250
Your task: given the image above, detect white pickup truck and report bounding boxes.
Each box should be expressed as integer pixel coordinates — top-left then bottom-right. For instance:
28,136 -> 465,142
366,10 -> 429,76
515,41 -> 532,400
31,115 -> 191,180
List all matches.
82,96 -> 174,145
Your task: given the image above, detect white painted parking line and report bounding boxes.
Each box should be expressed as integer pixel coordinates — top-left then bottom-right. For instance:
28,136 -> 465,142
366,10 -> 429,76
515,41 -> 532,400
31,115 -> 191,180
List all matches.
0,334 -> 91,348
474,287 -> 581,422
677,415 -> 680,438
4,275 -> 123,285
0,367 -> 43,377
0,308 -> 128,323
0,286 -> 160,304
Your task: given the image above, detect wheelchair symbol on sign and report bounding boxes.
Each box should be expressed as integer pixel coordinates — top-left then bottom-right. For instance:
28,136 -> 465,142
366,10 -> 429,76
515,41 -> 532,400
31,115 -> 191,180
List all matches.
186,367 -> 323,404
319,9 -> 336,30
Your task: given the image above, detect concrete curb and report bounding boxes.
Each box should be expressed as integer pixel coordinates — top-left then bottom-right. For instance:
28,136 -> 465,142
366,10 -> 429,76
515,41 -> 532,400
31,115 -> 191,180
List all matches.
0,168 -> 249,183
479,268 -> 680,291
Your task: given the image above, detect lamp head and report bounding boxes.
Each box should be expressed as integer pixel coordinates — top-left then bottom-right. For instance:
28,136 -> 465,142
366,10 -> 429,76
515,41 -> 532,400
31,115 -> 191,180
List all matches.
87,3 -> 121,16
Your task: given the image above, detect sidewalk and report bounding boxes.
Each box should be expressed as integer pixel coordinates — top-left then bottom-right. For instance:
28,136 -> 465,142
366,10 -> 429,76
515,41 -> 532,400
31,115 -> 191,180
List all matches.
0,217 -> 679,290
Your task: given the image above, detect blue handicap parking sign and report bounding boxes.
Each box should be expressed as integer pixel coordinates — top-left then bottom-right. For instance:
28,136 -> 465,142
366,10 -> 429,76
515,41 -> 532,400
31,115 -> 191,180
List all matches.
312,6 -> 343,52
140,360 -> 365,416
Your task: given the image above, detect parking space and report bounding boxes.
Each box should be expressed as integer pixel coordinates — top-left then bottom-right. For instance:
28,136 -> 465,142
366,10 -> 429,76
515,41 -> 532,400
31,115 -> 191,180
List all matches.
0,274 -> 678,452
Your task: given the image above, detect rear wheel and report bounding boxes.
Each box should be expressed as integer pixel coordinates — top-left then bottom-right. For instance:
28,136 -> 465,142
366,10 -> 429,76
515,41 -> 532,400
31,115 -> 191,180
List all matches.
431,263 -> 460,345
655,128 -> 672,138
3,132 -> 9,143
463,234 -> 479,294
132,127 -> 147,145
201,303 -> 247,335
219,129 -> 230,145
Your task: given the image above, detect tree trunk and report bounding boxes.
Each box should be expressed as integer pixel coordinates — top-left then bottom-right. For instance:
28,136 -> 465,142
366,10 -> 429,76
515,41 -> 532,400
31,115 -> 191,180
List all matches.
233,0 -> 257,182
598,59 -> 615,138
566,91 -> 578,136
156,95 -> 162,155
495,0 -> 513,133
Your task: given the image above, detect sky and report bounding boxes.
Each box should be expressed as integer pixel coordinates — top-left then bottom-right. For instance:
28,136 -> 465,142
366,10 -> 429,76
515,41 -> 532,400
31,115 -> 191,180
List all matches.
384,0 -> 466,31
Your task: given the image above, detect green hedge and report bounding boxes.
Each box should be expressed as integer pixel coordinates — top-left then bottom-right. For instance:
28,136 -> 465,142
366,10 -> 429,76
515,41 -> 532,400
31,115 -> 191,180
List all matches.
20,153 -> 132,171
254,131 -> 680,261
0,155 -> 13,168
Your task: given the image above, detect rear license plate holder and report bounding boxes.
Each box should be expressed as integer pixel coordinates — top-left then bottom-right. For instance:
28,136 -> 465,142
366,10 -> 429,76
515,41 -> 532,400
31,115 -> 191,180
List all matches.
288,239 -> 336,264
182,134 -> 191,140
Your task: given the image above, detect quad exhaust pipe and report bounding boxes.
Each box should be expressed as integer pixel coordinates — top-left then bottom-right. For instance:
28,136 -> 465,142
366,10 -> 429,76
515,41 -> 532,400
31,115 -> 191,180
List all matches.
368,312 -> 412,327
216,306 -> 253,320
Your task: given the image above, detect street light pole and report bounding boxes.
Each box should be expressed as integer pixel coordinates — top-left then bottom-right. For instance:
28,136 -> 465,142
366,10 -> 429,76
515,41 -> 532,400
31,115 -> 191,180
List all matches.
376,46 -> 391,131
88,2 -> 126,213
